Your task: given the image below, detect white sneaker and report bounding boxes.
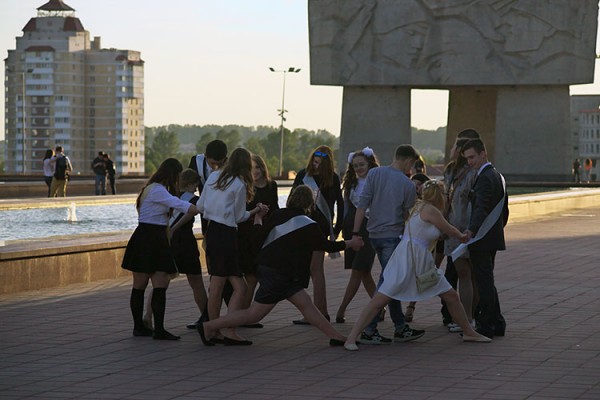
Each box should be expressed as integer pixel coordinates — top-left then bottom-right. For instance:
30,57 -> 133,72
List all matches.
448,320 -> 476,333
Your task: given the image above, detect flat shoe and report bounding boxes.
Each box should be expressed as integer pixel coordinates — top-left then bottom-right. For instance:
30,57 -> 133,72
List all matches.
223,337 -> 253,346
463,335 -> 492,343
197,322 -> 215,346
335,316 -> 346,324
153,330 -> 181,341
133,327 -> 153,337
292,319 -> 311,325
329,338 -> 345,346
344,343 -> 359,351
241,323 -> 264,329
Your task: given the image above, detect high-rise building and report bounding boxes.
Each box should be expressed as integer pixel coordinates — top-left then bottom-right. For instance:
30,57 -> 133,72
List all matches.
4,0 -> 144,175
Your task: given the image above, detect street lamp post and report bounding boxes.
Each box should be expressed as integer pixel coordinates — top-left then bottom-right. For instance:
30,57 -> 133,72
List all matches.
269,67 -> 300,178
22,71 -> 27,174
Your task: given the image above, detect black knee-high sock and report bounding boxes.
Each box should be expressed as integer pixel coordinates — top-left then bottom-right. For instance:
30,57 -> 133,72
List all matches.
151,288 -> 167,333
130,288 -> 146,329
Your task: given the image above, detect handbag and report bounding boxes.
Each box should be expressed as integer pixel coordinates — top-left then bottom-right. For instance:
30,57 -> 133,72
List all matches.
407,215 -> 440,293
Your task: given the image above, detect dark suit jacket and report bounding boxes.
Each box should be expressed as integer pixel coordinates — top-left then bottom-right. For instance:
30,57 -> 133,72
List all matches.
468,164 -> 509,252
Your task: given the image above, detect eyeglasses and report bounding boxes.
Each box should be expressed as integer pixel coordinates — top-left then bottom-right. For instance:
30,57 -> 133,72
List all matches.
314,151 -> 328,158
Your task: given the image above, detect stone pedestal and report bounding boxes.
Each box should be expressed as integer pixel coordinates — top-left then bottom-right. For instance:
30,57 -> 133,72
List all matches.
340,86 -> 411,169
495,86 -> 571,181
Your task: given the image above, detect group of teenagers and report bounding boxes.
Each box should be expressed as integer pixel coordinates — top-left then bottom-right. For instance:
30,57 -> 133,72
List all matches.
122,128 -> 508,351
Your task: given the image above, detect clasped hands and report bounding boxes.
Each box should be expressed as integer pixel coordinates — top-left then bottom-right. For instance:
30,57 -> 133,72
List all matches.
347,234 -> 364,251
459,229 -> 473,243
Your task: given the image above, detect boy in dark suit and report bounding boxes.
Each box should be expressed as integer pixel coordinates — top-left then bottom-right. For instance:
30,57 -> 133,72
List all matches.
462,138 -> 508,339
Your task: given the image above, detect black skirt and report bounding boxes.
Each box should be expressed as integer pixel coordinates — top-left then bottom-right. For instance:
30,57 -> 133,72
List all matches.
171,228 -> 202,275
121,223 -> 178,274
254,265 -> 304,304
205,221 -> 242,277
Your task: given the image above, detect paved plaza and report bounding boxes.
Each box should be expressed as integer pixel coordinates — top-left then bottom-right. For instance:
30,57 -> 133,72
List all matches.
1,208 -> 599,399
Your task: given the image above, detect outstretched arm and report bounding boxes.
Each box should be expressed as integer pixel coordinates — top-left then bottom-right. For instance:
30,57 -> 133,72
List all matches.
420,204 -> 467,242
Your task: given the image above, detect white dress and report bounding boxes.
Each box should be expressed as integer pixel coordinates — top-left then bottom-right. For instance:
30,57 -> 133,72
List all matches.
378,212 -> 452,301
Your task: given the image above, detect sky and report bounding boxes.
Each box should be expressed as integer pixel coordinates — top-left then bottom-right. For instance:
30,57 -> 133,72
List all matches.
1,0 -> 600,142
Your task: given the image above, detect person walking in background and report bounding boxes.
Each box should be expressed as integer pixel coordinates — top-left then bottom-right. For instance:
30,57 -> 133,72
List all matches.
92,151 -> 107,196
49,145 -> 72,197
198,185 -> 363,347
462,138 -> 509,339
344,180 -> 490,351
292,145 -> 344,324
121,158 -> 200,340
42,149 -> 54,197
197,148 -> 268,345
104,153 -> 117,195
335,147 -> 379,324
238,154 -> 280,314
572,158 -> 581,183
350,144 -> 425,344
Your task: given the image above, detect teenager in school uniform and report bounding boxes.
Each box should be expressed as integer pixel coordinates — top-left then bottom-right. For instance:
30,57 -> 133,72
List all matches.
122,158 -> 199,340
198,185 -> 363,347
197,148 -> 268,345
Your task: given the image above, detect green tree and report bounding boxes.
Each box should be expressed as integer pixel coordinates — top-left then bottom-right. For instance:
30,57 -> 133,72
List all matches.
195,132 -> 215,154
145,130 -> 180,175
216,129 -> 242,150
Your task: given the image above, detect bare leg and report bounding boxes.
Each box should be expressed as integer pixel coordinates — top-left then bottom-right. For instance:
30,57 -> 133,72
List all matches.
187,274 -> 207,314
221,276 -> 247,340
361,271 -> 376,297
439,289 -> 481,338
310,251 -> 328,317
207,276 -> 226,321
204,302 -> 275,339
288,290 -> 345,341
345,293 -> 392,348
336,270 -> 363,321
243,273 -> 258,309
454,258 -> 474,320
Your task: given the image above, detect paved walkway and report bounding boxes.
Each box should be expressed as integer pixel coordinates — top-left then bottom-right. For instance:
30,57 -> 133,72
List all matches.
1,208 -> 599,399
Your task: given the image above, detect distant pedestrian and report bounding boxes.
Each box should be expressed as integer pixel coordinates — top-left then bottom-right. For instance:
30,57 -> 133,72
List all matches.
92,151 -> 107,195
572,158 -> 581,183
104,153 -> 117,194
42,149 -> 54,197
49,146 -> 72,197
584,158 -> 592,182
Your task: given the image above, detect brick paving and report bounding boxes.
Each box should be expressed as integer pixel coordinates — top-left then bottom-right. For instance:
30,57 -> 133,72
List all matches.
1,208 -> 599,399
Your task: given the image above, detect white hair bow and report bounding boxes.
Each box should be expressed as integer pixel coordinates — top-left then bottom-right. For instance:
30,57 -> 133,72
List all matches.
348,146 -> 375,164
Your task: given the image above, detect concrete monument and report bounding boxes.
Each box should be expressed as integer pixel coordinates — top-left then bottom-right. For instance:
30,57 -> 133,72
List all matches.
309,0 -> 599,180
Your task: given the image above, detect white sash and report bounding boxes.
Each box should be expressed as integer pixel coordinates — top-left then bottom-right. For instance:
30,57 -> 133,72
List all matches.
169,191 -> 195,227
302,175 -> 340,258
451,172 -> 506,260
262,215 -> 316,248
195,154 -> 208,185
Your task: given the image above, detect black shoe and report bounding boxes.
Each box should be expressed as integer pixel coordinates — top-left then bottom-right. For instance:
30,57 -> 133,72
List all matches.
494,328 -> 506,337
335,316 -> 346,324
475,328 -> 494,339
133,326 -> 153,337
292,319 -> 311,325
241,323 -> 264,329
197,322 -> 215,346
223,337 -> 253,346
153,330 -> 181,340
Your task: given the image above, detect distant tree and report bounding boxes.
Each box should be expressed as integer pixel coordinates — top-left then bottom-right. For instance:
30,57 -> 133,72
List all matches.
195,132 -> 215,154
145,130 -> 180,175
216,129 -> 242,150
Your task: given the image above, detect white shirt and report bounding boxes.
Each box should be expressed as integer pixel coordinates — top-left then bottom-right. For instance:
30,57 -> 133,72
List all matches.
138,184 -> 191,226
197,170 -> 251,228
43,158 -> 54,177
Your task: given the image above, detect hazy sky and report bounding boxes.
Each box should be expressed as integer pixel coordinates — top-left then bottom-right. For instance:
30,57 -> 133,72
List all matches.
1,0 -> 600,142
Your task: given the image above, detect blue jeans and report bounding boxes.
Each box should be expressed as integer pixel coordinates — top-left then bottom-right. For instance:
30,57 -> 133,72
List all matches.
95,174 -> 106,195
364,236 -> 406,335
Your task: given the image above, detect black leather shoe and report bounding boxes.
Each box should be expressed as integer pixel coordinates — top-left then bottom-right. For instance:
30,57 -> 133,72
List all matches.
197,322 -> 215,346
133,326 -> 153,337
223,337 -> 253,346
241,323 -> 264,328
153,330 -> 181,340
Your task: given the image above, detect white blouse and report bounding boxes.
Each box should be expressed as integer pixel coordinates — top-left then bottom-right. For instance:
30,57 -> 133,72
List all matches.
138,184 -> 192,226
197,171 -> 251,228
43,158 -> 54,177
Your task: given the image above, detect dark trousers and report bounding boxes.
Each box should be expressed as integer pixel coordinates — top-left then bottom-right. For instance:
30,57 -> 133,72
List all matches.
108,175 -> 116,195
44,176 -> 53,197
470,250 -> 505,336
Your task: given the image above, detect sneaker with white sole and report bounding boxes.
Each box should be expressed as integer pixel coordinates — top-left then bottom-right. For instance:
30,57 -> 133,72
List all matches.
448,320 -> 476,333
359,330 -> 392,345
394,325 -> 425,342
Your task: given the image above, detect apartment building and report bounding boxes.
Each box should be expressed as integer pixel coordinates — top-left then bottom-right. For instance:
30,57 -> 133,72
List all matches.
4,0 -> 144,175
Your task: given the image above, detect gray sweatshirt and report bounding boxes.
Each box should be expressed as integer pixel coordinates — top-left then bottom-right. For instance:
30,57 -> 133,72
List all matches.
357,166 -> 416,239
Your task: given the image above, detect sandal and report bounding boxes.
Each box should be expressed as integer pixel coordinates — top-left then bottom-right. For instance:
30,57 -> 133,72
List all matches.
405,304 -> 415,322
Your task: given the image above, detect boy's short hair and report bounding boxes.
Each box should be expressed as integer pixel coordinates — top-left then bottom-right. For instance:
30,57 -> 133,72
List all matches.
180,168 -> 201,188
457,128 -> 481,140
462,138 -> 486,154
394,144 -> 419,161
205,140 -> 227,160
